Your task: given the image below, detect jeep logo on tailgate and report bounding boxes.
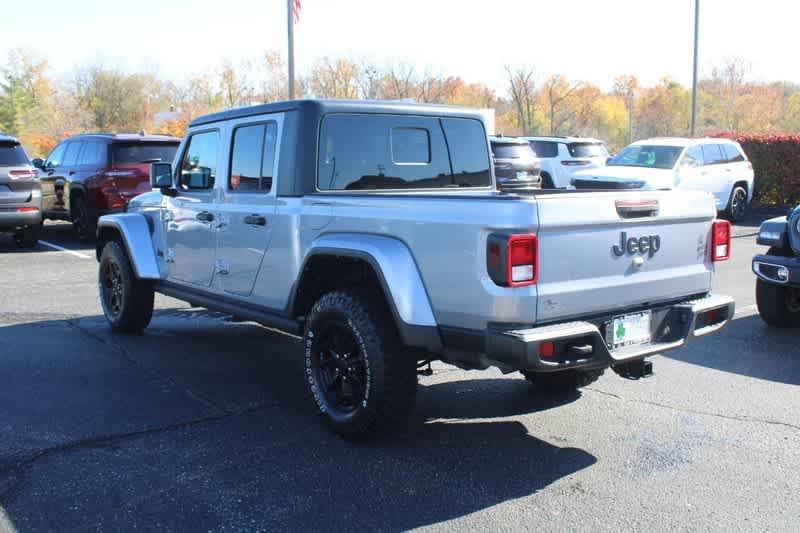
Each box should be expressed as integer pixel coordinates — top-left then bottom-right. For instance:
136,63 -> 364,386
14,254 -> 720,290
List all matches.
612,232 -> 661,258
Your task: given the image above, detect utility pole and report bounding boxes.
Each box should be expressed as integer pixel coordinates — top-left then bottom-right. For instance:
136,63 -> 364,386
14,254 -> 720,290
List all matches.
287,0 -> 295,100
690,0 -> 700,136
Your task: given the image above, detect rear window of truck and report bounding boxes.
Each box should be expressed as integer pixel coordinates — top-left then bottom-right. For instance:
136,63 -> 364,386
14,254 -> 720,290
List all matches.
317,114 -> 492,191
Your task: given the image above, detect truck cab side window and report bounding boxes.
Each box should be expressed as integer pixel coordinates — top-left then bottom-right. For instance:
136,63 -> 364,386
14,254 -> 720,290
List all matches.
179,131 -> 219,191
230,122 -> 277,193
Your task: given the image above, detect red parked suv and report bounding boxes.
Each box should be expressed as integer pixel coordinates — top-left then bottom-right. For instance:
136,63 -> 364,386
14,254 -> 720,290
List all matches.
33,133 -> 180,240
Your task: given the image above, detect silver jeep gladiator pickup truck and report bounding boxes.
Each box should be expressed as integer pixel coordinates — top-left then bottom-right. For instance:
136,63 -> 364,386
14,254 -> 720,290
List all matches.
95,100 -> 735,437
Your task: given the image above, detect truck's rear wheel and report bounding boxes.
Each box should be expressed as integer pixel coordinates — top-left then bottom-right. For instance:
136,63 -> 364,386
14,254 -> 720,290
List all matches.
304,289 -> 417,438
98,240 -> 154,333
522,368 -> 604,392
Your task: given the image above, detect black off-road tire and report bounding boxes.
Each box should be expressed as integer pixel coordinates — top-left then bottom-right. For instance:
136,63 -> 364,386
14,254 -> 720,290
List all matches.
98,240 -> 154,333
304,289 -> 418,438
723,185 -> 748,222
522,368 -> 605,392
756,279 -> 800,328
14,224 -> 41,248
72,196 -> 97,242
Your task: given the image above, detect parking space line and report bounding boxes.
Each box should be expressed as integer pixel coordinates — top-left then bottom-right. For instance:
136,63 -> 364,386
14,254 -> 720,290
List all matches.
39,240 -> 93,259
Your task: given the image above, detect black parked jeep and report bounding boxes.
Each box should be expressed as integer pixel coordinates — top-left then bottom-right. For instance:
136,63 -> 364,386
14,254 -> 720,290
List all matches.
752,205 -> 800,327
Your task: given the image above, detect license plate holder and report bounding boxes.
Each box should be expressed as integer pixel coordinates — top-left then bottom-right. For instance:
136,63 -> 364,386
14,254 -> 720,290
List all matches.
609,311 -> 652,349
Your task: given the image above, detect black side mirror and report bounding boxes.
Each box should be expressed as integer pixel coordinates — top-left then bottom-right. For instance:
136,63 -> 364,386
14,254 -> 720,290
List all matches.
150,162 -> 174,189
31,158 -> 44,169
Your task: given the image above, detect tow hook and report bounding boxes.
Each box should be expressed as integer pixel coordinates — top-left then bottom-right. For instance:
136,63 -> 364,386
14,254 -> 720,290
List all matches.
613,359 -> 654,380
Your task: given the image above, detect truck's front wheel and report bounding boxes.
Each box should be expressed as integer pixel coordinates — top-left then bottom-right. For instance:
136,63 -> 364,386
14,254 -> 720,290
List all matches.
522,368 -> 604,392
304,290 -> 417,438
98,240 -> 154,333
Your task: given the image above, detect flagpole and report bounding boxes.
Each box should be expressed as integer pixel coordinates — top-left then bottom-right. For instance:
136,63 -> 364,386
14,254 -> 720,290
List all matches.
287,0 -> 295,100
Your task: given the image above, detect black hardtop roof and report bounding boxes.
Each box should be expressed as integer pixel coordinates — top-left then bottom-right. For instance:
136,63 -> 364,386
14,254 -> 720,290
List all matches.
67,133 -> 181,142
189,99 -> 489,128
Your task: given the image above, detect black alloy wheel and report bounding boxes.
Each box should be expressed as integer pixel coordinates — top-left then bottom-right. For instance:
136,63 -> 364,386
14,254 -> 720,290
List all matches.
727,187 -> 748,222
310,319 -> 369,416
101,259 -> 124,319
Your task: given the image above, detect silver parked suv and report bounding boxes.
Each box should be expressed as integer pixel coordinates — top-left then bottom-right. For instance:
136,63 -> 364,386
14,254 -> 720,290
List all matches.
0,134 -> 42,247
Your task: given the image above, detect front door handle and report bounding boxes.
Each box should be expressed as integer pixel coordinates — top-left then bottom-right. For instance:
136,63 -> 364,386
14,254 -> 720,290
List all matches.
196,211 -> 215,222
68,170 -> 76,176
243,214 -> 267,226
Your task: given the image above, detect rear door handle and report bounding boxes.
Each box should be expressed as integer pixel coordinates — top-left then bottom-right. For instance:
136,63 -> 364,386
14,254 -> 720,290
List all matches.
196,211 -> 214,222
68,170 -> 76,176
243,214 -> 267,226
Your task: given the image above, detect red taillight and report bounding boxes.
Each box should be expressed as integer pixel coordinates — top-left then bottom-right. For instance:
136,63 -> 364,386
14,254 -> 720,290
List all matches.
17,206 -> 39,212
487,233 -> 538,287
9,170 -> 37,178
711,220 -> 731,261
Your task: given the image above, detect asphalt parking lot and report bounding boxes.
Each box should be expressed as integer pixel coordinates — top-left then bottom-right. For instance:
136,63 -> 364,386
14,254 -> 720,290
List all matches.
0,217 -> 798,532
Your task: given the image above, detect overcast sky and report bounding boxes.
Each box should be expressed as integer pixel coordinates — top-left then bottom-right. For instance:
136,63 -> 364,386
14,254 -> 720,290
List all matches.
2,0 -> 795,93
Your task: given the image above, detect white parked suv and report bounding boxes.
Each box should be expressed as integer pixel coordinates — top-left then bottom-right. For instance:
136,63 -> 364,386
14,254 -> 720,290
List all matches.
571,138 -> 754,221
520,136 -> 609,189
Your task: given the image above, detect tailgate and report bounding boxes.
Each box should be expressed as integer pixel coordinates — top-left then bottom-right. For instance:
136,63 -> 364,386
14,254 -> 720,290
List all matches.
535,191 -> 716,323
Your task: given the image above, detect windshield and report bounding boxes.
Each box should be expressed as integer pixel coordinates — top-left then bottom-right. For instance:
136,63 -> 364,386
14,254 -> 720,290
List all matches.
608,144 -> 683,169
112,142 -> 179,165
568,142 -> 608,158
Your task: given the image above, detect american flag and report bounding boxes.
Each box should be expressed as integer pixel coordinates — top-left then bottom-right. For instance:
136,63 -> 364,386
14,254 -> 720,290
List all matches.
292,0 -> 302,23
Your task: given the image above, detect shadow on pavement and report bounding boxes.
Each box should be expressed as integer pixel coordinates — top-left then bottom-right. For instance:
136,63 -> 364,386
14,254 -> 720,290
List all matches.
0,221 -> 95,254
0,310 -> 596,531
665,313 -> 800,385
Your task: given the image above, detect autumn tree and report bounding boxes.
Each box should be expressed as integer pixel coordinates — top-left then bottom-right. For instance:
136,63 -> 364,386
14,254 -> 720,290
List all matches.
541,75 -> 582,135
309,57 -> 360,99
613,75 -> 639,143
0,49 -> 52,136
635,78 -> 690,138
505,65 -> 536,135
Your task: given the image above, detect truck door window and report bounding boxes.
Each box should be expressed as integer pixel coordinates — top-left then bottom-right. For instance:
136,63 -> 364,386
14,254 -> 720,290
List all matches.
229,122 -> 277,192
179,131 -> 219,191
